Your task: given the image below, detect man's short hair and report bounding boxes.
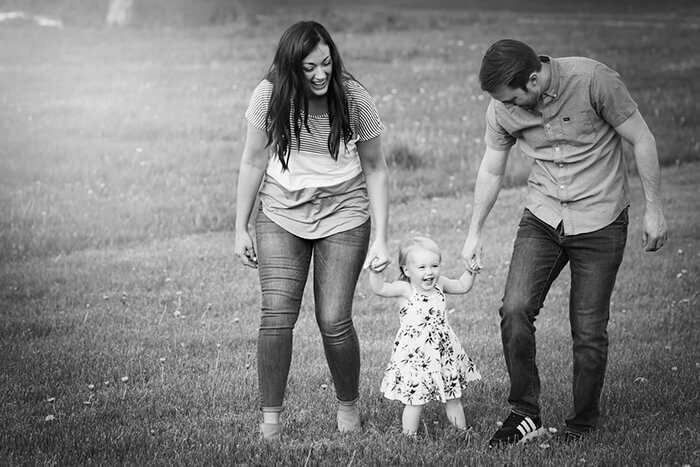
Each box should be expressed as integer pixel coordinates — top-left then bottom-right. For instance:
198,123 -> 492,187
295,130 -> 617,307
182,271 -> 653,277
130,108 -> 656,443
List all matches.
479,39 -> 542,92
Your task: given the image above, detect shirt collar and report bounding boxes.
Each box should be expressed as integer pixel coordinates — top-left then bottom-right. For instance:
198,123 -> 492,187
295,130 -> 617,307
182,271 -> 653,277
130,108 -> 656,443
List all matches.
539,55 -> 559,100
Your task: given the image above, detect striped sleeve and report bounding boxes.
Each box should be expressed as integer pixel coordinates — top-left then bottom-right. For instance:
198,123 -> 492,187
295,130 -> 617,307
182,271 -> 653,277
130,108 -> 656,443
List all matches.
346,80 -> 383,142
244,80 -> 273,130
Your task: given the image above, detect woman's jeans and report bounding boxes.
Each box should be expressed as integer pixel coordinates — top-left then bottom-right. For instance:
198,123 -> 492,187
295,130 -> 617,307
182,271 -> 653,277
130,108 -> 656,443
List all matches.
501,208 -> 627,433
255,212 -> 370,411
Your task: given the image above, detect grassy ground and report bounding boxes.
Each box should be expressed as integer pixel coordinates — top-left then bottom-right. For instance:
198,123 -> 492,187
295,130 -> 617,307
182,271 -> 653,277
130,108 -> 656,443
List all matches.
1,162 -> 698,466
1,2 -> 699,465
0,6 -> 699,260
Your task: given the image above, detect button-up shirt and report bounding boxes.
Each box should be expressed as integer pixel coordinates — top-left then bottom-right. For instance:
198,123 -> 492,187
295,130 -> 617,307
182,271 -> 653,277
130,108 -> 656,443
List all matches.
484,56 -> 638,235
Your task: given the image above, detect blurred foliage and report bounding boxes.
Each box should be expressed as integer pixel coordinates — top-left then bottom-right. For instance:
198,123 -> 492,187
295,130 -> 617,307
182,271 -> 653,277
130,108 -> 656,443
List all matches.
1,0 -> 699,27
0,0 -> 251,26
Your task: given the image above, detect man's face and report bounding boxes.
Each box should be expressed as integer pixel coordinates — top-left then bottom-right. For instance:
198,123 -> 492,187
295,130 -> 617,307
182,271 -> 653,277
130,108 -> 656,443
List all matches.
489,85 -> 539,110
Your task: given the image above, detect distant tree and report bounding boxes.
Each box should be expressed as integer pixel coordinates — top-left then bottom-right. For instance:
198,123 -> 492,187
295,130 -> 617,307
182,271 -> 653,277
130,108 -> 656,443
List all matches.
106,0 -> 134,26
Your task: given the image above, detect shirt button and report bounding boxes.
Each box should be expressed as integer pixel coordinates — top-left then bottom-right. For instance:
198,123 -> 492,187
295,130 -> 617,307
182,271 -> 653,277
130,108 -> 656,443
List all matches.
563,203 -> 568,207
560,185 -> 565,190
558,164 -> 563,168
555,146 -> 560,152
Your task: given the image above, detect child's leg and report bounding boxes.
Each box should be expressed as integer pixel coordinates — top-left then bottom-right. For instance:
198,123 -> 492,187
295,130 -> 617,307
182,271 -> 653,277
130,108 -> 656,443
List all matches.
445,398 -> 467,429
402,404 -> 423,435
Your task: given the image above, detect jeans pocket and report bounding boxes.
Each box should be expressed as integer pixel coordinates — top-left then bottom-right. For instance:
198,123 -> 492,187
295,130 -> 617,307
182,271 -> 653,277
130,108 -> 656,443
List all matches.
609,207 -> 629,228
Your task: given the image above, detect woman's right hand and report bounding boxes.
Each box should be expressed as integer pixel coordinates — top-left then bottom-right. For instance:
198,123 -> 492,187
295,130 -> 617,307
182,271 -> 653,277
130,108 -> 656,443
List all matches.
235,230 -> 258,268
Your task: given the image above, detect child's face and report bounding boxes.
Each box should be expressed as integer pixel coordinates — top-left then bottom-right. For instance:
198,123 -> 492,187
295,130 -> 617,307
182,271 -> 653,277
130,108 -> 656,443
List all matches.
402,247 -> 441,292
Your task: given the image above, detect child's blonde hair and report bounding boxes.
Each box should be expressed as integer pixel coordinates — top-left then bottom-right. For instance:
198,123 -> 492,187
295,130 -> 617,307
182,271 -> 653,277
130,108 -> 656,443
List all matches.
398,236 -> 442,282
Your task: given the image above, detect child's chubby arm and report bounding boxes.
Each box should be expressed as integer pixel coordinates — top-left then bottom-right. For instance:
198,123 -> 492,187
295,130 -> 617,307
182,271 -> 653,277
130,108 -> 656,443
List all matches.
439,270 -> 476,295
368,270 -> 412,299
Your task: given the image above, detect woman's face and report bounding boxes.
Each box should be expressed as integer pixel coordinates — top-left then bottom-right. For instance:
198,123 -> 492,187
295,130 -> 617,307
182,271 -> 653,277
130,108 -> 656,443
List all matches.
302,40 -> 332,98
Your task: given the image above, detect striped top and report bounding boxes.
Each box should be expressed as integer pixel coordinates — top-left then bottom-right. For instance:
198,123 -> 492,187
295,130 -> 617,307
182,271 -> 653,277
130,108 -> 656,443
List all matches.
245,78 -> 384,238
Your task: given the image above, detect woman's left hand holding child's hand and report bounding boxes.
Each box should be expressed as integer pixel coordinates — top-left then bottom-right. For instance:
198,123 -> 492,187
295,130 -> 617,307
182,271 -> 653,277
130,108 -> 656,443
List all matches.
364,240 -> 390,272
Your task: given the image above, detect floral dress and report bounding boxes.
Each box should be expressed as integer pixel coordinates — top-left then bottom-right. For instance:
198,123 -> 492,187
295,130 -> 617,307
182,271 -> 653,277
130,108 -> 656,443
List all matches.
380,284 -> 481,405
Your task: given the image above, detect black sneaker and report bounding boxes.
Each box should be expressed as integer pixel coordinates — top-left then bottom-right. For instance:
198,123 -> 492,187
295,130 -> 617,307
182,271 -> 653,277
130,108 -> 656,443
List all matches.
488,412 -> 547,446
561,428 -> 591,442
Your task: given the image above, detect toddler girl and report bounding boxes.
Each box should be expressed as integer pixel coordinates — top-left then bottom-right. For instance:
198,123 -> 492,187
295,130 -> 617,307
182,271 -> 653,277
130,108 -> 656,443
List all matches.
368,236 -> 481,436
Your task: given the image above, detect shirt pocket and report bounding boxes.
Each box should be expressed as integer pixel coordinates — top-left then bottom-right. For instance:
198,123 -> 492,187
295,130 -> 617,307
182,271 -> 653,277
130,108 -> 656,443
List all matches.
560,110 -> 597,143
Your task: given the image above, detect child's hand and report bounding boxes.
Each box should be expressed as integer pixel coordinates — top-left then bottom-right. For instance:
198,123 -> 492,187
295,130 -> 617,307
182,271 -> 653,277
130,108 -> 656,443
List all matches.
462,234 -> 483,274
367,256 -> 388,273
364,240 -> 390,272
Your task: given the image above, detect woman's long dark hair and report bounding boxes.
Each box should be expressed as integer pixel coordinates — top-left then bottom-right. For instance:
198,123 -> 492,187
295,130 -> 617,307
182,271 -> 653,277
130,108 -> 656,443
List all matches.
264,21 -> 355,171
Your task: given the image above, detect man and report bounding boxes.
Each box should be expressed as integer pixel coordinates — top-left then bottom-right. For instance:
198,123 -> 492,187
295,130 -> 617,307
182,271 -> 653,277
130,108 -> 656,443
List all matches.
462,39 -> 667,446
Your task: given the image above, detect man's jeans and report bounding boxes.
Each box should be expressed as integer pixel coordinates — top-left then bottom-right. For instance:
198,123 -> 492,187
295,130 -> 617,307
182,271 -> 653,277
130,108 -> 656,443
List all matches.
255,212 -> 370,411
500,208 -> 627,432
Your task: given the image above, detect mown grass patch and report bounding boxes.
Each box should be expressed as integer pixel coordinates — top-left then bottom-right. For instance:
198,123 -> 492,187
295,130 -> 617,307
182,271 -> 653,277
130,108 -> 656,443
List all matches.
1,163 -> 698,465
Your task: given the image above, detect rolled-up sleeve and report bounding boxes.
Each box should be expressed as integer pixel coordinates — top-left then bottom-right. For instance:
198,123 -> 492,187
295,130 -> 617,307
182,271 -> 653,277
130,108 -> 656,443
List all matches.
590,64 -> 638,128
484,99 -> 516,151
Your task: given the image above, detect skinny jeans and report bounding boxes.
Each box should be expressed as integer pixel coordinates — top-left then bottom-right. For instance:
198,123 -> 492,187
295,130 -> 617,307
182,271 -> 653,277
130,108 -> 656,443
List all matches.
500,208 -> 627,433
255,212 -> 370,411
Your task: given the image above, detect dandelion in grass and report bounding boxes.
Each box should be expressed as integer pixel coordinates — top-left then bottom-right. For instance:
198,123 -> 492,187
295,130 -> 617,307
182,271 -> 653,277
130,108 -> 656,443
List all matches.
159,358 -> 166,382
45,396 -> 57,420
87,383 -> 95,390
83,303 -> 91,323
121,376 -> 129,400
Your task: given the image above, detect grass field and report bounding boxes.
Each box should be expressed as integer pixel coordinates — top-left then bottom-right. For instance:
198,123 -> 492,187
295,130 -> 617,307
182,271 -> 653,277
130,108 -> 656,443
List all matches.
1,1 -> 699,465
1,2 -> 699,260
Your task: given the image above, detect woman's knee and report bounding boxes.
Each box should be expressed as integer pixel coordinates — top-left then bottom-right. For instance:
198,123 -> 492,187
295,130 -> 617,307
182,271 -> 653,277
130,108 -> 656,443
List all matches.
259,307 -> 299,331
317,315 -> 354,339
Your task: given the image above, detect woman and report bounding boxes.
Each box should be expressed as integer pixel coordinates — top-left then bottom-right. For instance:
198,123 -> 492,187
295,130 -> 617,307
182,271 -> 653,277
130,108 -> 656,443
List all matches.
234,20 -> 390,440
